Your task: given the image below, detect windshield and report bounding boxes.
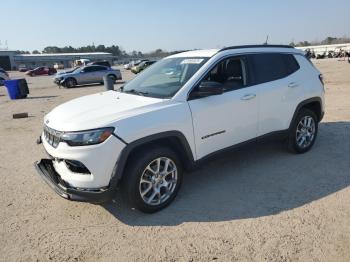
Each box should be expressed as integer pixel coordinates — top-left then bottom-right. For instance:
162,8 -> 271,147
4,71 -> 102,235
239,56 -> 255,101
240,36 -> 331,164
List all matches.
122,57 -> 209,98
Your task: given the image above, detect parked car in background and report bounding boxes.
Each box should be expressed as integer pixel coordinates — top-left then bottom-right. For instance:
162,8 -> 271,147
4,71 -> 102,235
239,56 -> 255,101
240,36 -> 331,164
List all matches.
53,65 -> 122,88
124,62 -> 132,70
74,59 -> 91,67
18,64 -> 28,72
35,45 -> 325,213
88,61 -> 111,67
0,68 -> 10,86
124,59 -> 149,70
26,67 -> 57,76
54,63 -> 64,70
131,60 -> 156,74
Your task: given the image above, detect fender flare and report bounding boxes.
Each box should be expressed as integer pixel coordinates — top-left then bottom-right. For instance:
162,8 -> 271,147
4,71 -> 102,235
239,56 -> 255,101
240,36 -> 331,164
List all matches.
289,97 -> 323,130
110,131 -> 195,184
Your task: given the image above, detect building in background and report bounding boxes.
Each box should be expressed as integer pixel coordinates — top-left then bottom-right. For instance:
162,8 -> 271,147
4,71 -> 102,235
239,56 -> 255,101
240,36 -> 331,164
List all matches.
296,43 -> 350,56
0,50 -> 114,70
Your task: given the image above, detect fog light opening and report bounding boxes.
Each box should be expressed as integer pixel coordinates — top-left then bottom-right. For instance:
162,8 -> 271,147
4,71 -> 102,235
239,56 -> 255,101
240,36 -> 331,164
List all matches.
64,160 -> 91,174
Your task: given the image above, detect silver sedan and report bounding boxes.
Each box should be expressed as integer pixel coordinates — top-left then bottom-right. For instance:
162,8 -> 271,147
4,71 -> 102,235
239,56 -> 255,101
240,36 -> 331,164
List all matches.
54,65 -> 122,88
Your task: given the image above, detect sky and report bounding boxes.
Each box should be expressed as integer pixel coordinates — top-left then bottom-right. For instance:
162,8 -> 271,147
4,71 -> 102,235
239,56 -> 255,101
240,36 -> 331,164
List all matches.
1,0 -> 350,53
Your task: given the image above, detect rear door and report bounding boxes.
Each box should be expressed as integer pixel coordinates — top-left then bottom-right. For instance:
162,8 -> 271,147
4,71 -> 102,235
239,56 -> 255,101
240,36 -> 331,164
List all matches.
248,53 -> 301,136
93,66 -> 108,82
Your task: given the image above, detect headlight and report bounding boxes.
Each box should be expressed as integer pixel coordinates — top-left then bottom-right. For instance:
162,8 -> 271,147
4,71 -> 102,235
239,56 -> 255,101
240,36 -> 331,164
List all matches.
61,127 -> 115,146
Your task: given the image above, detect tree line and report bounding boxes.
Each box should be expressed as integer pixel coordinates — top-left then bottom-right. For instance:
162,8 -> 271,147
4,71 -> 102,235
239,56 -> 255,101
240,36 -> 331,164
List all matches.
290,36 -> 350,47
14,36 -> 349,56
15,45 -> 187,59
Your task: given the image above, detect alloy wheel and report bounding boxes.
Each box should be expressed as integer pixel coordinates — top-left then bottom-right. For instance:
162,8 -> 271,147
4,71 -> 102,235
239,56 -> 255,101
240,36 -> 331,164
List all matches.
139,157 -> 178,206
296,116 -> 316,148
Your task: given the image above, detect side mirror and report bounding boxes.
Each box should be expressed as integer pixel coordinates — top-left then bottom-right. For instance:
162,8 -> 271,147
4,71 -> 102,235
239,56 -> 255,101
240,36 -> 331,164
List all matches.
191,81 -> 224,98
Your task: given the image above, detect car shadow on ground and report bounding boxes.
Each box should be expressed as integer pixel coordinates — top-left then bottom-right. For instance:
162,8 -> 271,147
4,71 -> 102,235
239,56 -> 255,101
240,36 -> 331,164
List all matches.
103,121 -> 350,226
60,81 -> 125,90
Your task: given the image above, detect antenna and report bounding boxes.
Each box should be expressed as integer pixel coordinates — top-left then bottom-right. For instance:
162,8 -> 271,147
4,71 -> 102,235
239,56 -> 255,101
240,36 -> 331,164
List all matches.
264,35 -> 269,45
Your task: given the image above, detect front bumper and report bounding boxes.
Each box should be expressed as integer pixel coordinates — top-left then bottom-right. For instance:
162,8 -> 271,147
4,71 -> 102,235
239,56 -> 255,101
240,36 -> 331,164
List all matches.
34,159 -> 116,202
41,132 -> 125,189
54,78 -> 63,85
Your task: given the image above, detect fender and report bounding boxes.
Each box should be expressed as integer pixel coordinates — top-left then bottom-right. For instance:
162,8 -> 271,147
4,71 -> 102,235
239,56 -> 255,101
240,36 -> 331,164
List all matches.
289,97 -> 323,130
110,131 -> 195,184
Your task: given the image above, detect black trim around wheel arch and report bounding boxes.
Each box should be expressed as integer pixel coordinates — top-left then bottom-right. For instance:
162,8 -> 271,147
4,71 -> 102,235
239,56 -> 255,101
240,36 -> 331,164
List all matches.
289,97 -> 324,129
112,131 -> 195,181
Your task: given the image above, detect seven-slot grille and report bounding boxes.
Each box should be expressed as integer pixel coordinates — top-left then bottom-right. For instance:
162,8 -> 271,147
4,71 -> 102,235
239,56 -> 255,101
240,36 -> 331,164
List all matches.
43,125 -> 63,148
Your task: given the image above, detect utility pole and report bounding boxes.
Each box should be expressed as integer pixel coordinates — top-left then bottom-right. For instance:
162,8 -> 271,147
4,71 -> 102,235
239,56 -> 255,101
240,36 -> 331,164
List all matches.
264,35 -> 269,45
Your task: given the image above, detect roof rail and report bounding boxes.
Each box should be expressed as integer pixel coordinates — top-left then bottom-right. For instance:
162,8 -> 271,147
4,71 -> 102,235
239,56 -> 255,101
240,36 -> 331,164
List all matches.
220,45 -> 294,52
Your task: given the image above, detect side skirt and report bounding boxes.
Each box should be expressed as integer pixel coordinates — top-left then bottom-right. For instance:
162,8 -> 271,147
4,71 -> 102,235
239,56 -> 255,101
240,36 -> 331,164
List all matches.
194,129 -> 289,167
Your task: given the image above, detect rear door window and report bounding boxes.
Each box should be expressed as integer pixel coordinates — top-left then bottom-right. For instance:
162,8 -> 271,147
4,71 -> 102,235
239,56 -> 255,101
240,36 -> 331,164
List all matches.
249,53 -> 299,85
94,66 -> 107,71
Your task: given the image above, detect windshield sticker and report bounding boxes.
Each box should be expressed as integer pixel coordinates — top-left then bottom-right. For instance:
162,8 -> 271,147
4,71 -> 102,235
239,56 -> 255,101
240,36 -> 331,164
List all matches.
181,59 -> 204,64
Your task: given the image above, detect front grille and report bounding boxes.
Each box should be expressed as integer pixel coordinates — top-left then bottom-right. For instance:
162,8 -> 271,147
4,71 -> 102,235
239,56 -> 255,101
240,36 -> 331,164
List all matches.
43,125 -> 63,148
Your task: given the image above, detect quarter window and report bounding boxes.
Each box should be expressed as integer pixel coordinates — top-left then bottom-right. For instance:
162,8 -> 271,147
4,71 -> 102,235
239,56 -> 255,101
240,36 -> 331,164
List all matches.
283,54 -> 300,75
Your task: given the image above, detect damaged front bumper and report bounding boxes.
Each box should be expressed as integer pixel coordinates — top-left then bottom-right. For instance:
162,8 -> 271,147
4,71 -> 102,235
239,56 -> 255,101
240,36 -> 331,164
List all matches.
34,159 -> 116,203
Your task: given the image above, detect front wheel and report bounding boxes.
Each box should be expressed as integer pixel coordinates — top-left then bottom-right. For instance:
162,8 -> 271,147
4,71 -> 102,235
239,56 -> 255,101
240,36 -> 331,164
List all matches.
65,78 -> 76,88
122,146 -> 183,213
288,108 -> 318,153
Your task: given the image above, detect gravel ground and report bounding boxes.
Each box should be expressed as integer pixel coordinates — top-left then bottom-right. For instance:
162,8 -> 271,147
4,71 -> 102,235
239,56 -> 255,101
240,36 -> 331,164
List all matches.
0,60 -> 349,261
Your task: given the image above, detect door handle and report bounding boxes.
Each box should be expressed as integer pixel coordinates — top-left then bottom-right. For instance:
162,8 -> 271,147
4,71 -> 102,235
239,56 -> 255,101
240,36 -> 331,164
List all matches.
241,94 -> 256,100
288,82 -> 299,88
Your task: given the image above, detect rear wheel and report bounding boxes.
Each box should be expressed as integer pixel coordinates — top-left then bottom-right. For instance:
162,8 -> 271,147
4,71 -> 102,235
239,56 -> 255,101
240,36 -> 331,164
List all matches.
108,74 -> 116,82
288,108 -> 318,153
0,77 -> 4,86
65,78 -> 76,88
122,146 -> 183,213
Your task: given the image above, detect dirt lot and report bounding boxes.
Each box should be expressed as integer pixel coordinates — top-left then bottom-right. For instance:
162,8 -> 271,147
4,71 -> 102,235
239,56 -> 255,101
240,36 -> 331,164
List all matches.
0,60 -> 349,261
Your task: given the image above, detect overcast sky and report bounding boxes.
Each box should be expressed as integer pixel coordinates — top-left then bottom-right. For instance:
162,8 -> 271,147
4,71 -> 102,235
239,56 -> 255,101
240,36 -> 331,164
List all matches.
1,0 -> 350,52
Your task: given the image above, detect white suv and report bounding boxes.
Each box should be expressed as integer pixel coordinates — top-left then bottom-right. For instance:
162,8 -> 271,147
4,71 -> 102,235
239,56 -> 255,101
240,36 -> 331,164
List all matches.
35,45 -> 325,213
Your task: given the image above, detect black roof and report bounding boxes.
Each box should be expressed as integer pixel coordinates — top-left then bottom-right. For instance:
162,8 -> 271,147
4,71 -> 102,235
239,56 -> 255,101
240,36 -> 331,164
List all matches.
220,45 -> 294,52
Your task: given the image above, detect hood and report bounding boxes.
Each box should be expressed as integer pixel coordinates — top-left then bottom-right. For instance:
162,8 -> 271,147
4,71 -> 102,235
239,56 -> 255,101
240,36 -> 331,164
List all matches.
55,71 -> 75,78
44,91 -> 165,131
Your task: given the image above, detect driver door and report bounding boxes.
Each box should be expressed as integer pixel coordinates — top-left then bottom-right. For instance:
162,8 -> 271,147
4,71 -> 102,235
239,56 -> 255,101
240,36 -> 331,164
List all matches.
188,56 -> 259,159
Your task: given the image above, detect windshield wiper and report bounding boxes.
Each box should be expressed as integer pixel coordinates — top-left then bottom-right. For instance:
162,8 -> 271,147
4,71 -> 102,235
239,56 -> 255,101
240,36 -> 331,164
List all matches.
124,89 -> 149,96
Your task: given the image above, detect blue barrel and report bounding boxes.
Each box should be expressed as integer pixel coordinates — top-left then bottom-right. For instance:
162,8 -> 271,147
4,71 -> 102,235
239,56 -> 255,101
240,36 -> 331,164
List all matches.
4,79 -> 29,99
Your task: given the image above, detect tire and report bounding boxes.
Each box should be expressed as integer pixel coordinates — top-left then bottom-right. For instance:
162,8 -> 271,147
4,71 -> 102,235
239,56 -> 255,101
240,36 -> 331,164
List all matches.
65,78 -> 76,88
287,108 -> 318,154
0,78 -> 4,86
122,146 -> 183,213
